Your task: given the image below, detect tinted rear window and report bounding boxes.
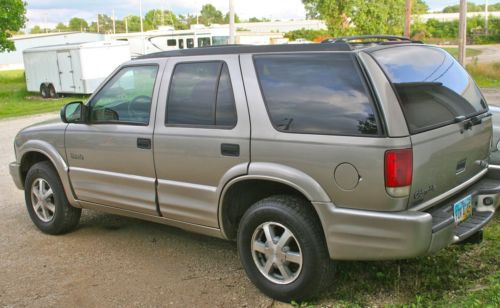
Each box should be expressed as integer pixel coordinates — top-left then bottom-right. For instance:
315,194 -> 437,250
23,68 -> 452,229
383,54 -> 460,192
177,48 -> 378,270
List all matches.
254,53 -> 379,136
372,46 -> 487,134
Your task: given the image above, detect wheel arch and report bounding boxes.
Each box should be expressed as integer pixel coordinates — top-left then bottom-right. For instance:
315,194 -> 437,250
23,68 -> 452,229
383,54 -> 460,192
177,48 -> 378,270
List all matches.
218,163 -> 332,240
18,140 -> 79,207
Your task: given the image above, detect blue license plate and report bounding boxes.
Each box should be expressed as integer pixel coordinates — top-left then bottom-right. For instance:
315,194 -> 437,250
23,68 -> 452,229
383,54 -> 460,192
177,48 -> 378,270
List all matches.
453,194 -> 473,225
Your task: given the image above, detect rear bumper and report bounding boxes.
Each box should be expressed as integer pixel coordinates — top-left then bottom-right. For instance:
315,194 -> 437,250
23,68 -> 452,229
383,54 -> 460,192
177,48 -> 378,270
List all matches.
9,162 -> 23,190
314,176 -> 500,261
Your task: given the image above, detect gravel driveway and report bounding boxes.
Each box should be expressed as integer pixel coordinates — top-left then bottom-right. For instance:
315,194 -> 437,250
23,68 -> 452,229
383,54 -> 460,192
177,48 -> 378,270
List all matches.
0,114 -> 274,306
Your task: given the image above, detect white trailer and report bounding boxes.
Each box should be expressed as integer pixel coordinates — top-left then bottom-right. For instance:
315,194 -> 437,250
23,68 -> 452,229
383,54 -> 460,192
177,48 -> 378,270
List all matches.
23,41 -> 131,98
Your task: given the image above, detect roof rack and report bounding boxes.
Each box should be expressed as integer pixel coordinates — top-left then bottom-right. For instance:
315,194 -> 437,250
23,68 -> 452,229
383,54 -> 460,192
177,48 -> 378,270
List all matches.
136,42 -> 352,59
322,35 -> 423,46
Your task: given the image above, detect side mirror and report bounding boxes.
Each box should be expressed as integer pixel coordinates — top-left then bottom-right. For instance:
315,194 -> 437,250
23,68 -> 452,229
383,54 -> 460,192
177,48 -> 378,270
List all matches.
60,101 -> 87,123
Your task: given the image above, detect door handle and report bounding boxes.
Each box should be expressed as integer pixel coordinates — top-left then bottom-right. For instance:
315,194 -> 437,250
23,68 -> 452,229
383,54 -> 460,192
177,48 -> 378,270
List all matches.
221,143 -> 239,157
137,138 -> 151,149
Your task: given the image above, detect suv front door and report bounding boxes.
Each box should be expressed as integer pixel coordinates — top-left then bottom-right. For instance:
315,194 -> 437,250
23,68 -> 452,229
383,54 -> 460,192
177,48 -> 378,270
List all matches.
154,55 -> 250,228
65,61 -> 163,215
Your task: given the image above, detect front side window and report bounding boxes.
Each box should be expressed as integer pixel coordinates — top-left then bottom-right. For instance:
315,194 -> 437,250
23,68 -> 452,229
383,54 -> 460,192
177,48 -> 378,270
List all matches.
90,65 -> 158,125
166,61 -> 237,128
372,45 -> 487,134
254,53 -> 379,136
167,39 -> 176,47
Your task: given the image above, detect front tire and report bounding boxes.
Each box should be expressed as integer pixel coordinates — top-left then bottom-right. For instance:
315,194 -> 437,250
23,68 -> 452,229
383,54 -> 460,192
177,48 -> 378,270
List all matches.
237,195 -> 333,302
24,161 -> 81,235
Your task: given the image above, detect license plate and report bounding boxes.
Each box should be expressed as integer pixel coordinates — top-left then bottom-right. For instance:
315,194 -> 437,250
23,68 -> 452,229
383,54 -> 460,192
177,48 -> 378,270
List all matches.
453,194 -> 473,225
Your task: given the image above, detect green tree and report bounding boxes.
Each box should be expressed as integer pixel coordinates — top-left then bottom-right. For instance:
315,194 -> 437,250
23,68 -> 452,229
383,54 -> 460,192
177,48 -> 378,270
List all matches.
224,12 -> 240,23
248,17 -> 271,22
0,0 -> 26,52
144,9 -> 181,30
302,0 -> 427,37
30,25 -> 42,34
124,15 -> 143,32
55,22 -> 68,32
443,2 -> 500,13
199,4 -> 224,25
68,17 -> 88,31
443,2 -> 478,13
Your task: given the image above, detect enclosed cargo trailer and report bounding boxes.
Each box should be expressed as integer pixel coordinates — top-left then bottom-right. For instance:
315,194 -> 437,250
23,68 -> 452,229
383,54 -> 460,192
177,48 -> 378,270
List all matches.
23,41 -> 131,98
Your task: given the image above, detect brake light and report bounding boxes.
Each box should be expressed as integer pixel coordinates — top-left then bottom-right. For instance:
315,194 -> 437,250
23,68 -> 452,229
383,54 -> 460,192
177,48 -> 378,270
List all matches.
385,149 -> 412,197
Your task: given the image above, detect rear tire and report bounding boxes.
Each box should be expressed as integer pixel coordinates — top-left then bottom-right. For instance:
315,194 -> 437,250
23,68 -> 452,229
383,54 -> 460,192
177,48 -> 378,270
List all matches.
24,161 -> 81,235
237,195 -> 334,302
48,84 -> 58,98
39,84 -> 49,99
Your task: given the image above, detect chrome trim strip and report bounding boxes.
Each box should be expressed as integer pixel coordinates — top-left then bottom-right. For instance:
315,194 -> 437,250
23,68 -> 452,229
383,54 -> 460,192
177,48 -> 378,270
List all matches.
158,179 -> 217,192
410,168 -> 488,211
488,164 -> 500,170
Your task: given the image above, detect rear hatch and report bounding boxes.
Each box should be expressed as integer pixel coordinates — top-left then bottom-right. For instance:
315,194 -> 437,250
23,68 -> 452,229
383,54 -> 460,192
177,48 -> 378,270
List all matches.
371,45 -> 491,208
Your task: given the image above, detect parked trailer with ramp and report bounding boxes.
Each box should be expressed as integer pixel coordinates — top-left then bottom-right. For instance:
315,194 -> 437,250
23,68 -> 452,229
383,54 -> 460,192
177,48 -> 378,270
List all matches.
23,41 -> 131,98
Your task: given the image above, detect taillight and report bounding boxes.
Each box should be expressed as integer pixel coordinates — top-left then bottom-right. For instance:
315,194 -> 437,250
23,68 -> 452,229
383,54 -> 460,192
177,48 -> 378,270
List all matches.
385,148 -> 412,197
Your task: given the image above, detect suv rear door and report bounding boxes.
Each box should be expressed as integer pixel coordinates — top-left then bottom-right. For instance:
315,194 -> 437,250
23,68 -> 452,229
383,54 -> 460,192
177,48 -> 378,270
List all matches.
370,45 -> 491,209
153,54 -> 250,228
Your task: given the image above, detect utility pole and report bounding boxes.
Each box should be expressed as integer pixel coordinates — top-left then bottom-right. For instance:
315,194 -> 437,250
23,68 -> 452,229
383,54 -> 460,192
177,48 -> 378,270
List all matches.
112,9 -> 116,34
404,0 -> 412,38
97,14 -> 100,33
139,0 -> 145,54
485,0 -> 489,35
458,0 -> 467,65
139,0 -> 144,33
229,0 -> 235,44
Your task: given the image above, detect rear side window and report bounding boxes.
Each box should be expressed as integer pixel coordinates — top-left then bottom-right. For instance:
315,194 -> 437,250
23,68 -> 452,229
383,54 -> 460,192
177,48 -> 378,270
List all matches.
372,45 -> 487,134
254,53 -> 379,136
166,61 -> 237,128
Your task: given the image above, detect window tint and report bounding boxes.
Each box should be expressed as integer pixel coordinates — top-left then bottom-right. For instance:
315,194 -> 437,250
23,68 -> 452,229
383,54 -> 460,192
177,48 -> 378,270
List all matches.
166,62 -> 237,127
187,38 -> 194,48
198,37 -> 211,47
254,53 -> 379,135
212,36 -> 228,45
167,39 -> 176,47
216,64 -> 237,126
90,65 -> 158,125
178,39 -> 184,49
372,46 -> 487,134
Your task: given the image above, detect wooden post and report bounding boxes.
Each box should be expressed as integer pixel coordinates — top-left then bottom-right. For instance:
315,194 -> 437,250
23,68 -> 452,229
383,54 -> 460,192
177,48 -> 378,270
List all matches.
485,0 -> 489,35
404,0 -> 412,38
458,0 -> 467,65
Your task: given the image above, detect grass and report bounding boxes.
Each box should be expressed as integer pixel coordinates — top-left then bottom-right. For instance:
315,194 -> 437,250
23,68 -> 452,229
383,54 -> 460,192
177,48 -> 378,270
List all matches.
0,70 -> 87,119
442,47 -> 482,59
466,62 -> 500,88
291,213 -> 499,307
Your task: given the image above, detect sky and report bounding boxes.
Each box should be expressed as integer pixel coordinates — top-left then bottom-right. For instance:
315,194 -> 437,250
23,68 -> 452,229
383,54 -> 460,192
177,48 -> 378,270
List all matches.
25,0 -> 492,30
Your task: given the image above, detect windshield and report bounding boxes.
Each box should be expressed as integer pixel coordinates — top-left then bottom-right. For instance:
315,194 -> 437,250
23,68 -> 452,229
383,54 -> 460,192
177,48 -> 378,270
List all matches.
372,45 -> 487,134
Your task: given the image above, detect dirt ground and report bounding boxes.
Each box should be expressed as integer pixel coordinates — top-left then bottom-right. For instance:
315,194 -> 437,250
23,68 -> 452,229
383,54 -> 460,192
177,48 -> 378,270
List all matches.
483,88 -> 500,107
0,114 -> 278,307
